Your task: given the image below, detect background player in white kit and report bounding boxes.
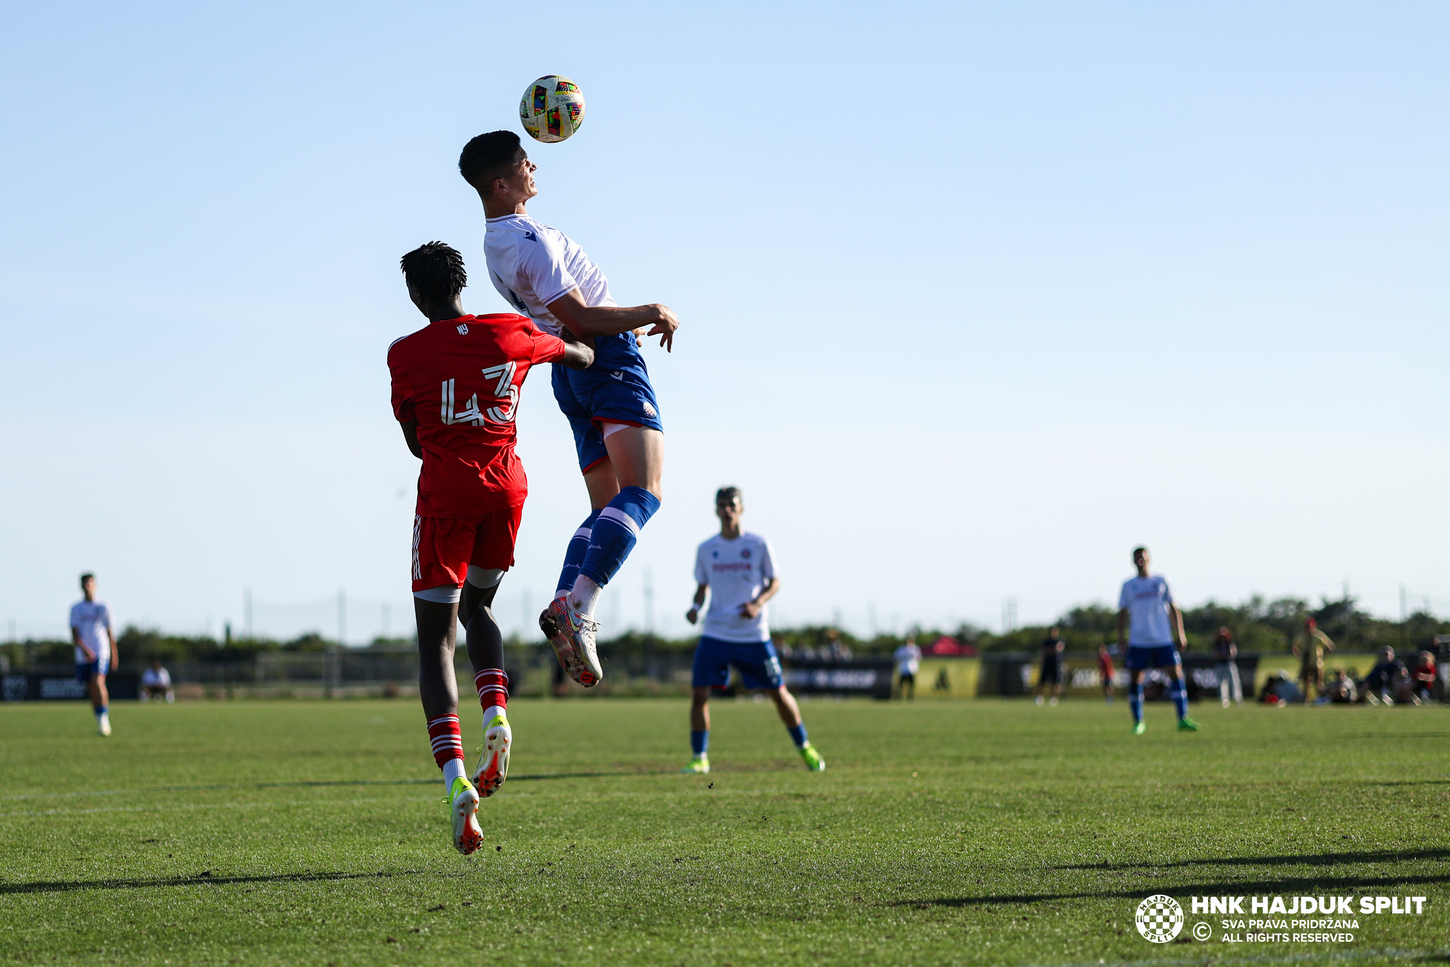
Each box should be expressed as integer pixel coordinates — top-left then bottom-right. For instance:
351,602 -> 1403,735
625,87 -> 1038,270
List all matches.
70,572 -> 117,735
681,487 -> 824,774
1117,547 -> 1200,734
458,130 -> 679,688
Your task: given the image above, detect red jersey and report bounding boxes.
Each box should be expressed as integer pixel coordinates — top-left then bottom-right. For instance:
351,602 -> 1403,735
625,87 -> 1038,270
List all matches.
388,313 -> 565,518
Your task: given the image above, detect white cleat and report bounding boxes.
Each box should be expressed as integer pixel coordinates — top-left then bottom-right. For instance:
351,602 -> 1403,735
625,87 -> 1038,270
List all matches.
543,601 -> 591,686
98,714 -> 111,736
448,777 -> 483,855
556,599 -> 602,687
472,713 -> 512,798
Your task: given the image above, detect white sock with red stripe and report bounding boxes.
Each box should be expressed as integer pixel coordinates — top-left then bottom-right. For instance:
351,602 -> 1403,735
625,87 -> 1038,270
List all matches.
427,713 -> 465,790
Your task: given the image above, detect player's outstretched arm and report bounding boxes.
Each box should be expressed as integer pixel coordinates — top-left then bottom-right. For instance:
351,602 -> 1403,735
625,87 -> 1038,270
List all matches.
399,419 -> 423,459
547,288 -> 679,351
559,339 -> 595,370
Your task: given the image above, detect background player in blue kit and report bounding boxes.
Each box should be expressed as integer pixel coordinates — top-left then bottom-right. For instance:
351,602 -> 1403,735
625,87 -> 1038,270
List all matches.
681,487 -> 824,774
1117,547 -> 1200,734
459,130 -> 680,688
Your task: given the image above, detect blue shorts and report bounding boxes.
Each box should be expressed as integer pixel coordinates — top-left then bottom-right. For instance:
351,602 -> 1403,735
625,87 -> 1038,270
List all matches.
691,636 -> 784,691
76,657 -> 110,682
1125,644 -> 1179,671
551,334 -> 664,473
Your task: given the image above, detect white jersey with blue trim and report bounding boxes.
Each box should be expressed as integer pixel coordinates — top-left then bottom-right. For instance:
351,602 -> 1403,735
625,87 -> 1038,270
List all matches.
1118,575 -> 1175,646
483,213 -> 616,339
70,599 -> 113,663
695,531 -> 776,644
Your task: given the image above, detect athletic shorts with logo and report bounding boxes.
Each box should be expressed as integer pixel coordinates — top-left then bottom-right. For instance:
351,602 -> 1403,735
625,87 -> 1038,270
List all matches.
552,333 -> 663,473
412,504 -> 523,592
1125,644 -> 1179,671
691,636 -> 783,692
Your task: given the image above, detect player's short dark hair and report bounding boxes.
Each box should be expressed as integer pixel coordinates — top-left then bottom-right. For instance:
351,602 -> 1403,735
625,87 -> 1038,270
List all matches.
400,242 -> 467,302
79,572 -> 94,586
715,486 -> 742,505
1131,546 -> 1148,559
459,130 -> 523,191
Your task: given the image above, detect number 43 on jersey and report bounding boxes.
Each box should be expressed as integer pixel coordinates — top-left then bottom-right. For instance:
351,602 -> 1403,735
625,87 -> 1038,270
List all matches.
441,362 -> 518,426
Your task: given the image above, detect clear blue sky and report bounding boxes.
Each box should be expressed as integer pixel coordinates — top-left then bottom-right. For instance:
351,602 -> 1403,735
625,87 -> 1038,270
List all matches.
2,1 -> 1447,642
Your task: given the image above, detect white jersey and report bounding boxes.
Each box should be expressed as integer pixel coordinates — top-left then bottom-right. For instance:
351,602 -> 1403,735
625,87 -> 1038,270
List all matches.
1118,575 -> 1175,646
141,667 -> 172,689
69,599 -> 113,663
483,213 -> 616,338
694,531 -> 776,643
894,643 -> 922,676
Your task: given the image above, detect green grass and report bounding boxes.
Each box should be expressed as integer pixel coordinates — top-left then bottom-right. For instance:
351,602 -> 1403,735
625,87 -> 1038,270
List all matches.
1,696 -> 1447,966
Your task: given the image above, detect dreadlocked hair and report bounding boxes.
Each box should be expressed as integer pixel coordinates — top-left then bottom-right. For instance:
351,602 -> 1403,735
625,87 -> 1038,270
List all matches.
400,241 -> 467,302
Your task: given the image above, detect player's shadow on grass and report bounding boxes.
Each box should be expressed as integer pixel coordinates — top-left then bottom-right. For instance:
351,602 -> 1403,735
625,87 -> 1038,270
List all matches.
0,870 -> 398,896
894,852 -> 1450,909
1046,847 -> 1450,872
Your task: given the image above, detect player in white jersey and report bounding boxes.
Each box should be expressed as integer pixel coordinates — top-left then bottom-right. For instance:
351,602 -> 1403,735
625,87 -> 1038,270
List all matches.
681,487 -> 824,774
1116,547 -> 1199,734
459,130 -> 679,688
69,573 -> 117,735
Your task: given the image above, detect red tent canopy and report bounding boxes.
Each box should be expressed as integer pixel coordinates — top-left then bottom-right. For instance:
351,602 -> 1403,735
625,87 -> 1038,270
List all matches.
924,635 -> 975,656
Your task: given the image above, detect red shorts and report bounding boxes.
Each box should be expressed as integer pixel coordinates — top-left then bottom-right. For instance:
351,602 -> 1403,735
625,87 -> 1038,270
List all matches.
411,504 -> 523,592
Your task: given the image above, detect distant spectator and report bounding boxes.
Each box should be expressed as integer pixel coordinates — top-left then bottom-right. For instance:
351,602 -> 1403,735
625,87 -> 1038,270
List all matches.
825,629 -> 851,661
893,636 -> 922,700
1035,626 -> 1065,707
1097,645 -> 1115,703
1364,647 -> 1407,706
1324,669 -> 1357,704
1292,618 -> 1334,705
1212,627 -> 1243,708
140,658 -> 174,703
1259,671 -> 1300,706
1411,650 -> 1437,703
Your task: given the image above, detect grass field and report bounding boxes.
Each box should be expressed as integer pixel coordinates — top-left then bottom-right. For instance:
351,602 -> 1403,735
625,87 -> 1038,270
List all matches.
1,696 -> 1447,966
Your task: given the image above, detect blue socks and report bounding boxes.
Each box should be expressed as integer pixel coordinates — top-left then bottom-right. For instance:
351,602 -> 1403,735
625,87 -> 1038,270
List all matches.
556,510 -> 601,596
94,704 -> 107,717
580,487 -> 660,587
1129,683 -> 1143,725
1171,681 -> 1188,720
690,730 -> 708,756
788,723 -> 808,749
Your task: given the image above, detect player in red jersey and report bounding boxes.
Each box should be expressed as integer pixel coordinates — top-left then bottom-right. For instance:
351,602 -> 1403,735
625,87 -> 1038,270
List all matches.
389,241 -> 593,854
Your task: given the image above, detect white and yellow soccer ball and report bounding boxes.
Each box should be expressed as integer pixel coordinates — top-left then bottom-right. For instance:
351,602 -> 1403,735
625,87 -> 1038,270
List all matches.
519,75 -> 585,143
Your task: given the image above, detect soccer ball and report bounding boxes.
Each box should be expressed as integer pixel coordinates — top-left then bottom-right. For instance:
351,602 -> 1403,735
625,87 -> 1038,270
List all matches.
519,75 -> 585,143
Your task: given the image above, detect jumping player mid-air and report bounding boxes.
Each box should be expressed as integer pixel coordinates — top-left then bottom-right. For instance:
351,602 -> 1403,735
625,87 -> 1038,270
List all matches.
1116,547 -> 1200,734
388,242 -> 592,854
681,487 -> 824,774
459,130 -> 679,687
70,573 -> 116,736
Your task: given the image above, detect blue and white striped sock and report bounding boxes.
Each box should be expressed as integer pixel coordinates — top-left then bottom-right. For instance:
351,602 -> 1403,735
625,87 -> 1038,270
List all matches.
1171,681 -> 1189,720
575,487 -> 661,612
555,510 -> 601,599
